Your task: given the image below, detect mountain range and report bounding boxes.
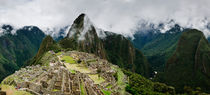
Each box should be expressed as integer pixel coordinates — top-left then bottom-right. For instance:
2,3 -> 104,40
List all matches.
0,25 -> 45,81
0,13 -> 210,94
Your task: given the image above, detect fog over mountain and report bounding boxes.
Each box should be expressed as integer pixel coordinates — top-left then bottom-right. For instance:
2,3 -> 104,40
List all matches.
1,0 -> 210,37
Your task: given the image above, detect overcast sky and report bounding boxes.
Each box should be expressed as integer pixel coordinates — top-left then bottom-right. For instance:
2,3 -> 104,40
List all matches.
0,0 -> 210,37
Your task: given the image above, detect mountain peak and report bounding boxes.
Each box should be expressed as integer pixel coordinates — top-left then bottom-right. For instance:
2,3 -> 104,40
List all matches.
73,13 -> 87,25
67,13 -> 94,40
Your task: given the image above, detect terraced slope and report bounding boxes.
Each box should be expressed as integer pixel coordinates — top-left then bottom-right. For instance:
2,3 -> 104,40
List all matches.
1,51 -> 128,95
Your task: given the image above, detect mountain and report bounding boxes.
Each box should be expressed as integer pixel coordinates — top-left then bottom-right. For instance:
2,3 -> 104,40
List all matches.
0,25 -> 45,81
157,29 -> 210,93
60,14 -> 106,59
28,36 -> 61,66
132,24 -> 183,71
59,13 -> 151,77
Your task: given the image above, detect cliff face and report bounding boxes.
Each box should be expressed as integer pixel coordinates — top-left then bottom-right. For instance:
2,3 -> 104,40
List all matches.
162,29 -> 210,92
59,14 -> 151,77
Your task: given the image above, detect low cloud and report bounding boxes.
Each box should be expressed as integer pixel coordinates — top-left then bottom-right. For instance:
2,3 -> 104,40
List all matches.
0,0 -> 210,37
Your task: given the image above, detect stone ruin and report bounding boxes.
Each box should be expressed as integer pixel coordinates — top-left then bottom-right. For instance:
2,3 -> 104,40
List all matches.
2,51 -> 126,95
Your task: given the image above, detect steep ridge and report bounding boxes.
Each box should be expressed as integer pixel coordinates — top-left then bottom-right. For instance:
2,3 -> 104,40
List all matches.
60,13 -> 106,59
28,36 -> 61,65
59,14 -> 151,77
0,25 -> 45,81
159,29 -> 210,93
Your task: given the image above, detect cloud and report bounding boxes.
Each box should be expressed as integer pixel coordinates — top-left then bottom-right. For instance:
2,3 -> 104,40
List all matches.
0,0 -> 210,37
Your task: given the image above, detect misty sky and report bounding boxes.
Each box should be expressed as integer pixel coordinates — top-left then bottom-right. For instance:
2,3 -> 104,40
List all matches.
0,0 -> 210,37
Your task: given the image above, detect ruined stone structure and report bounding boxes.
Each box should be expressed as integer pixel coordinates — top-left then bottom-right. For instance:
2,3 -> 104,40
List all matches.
1,51 -> 125,95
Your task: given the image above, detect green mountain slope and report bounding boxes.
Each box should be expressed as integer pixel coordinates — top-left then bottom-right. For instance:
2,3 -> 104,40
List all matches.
59,14 -> 151,77
0,25 -> 45,81
133,25 -> 183,71
102,32 -> 150,77
158,29 -> 210,93
28,36 -> 61,65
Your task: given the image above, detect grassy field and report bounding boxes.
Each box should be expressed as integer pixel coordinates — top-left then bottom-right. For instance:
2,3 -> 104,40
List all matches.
69,69 -> 76,74
61,56 -> 76,64
80,80 -> 87,95
0,85 -> 32,95
88,74 -> 105,84
64,63 -> 91,73
101,89 -> 111,95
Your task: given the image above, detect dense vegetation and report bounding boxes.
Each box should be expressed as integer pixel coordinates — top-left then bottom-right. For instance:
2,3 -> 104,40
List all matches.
123,70 -> 176,95
132,25 -> 183,71
0,25 -> 45,81
28,36 -> 61,65
102,32 -> 151,77
157,29 -> 210,93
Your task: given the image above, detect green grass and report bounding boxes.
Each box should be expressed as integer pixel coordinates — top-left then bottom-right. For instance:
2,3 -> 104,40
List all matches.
101,89 -> 111,95
106,84 -> 112,89
80,80 -> 87,95
61,56 -> 76,63
117,69 -> 124,85
69,69 -> 76,74
38,52 -> 59,66
52,89 -> 60,92
88,74 -> 105,84
56,52 -> 63,56
64,63 -> 91,73
112,66 -> 126,94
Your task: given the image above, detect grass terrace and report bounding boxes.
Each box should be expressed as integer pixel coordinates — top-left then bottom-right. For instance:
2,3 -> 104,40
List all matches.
61,56 -> 76,64
88,74 -> 105,84
80,80 -> 87,95
69,69 -> 76,74
64,63 -> 91,73
56,52 -> 63,56
101,89 -> 111,95
111,66 -> 126,94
